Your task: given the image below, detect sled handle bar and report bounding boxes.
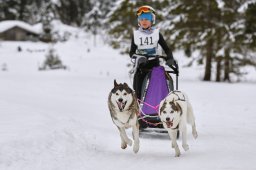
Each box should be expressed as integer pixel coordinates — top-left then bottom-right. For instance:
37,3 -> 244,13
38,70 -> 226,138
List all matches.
131,54 -> 179,90
131,54 -> 179,75
144,55 -> 179,90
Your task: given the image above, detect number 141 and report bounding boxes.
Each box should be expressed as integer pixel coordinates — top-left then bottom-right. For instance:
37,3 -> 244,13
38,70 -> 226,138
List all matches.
140,37 -> 153,45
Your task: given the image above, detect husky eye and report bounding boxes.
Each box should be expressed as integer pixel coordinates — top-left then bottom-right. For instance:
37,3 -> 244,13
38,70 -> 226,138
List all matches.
124,93 -> 127,96
171,110 -> 174,114
163,111 -> 167,114
115,92 -> 119,95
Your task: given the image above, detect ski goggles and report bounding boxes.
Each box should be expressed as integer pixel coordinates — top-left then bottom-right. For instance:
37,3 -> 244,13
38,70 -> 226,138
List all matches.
138,13 -> 153,21
137,6 -> 155,16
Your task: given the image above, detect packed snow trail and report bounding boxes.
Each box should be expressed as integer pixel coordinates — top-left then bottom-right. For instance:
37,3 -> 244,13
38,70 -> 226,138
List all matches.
0,40 -> 256,170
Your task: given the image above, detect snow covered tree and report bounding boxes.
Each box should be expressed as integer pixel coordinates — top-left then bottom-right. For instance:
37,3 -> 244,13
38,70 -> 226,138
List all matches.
96,0 -> 117,30
0,0 -> 41,24
105,0 -> 137,51
214,1 -> 243,82
244,2 -> 256,56
39,45 -> 67,70
161,0 -> 256,82
162,0 -> 221,81
40,0 -> 55,42
0,0 -> 20,20
82,2 -> 102,46
25,0 -> 43,24
0,0 -> 6,20
213,0 -> 256,82
55,0 -> 92,26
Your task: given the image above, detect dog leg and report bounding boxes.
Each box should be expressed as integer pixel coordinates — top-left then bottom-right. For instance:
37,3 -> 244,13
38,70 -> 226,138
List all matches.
187,102 -> 198,139
119,127 -> 132,146
181,127 -> 189,151
168,129 -> 180,157
192,123 -> 198,139
120,138 -> 127,149
132,123 -> 140,153
117,127 -> 127,149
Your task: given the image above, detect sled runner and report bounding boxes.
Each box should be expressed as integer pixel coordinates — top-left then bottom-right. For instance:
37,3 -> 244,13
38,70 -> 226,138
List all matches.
129,55 -> 179,133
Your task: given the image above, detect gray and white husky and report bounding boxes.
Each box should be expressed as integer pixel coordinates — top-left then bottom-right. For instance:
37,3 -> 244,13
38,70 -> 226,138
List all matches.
108,80 -> 140,153
159,91 -> 198,157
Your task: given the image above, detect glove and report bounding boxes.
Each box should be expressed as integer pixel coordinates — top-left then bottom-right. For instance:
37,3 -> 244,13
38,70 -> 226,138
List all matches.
137,56 -> 147,65
166,58 -> 175,67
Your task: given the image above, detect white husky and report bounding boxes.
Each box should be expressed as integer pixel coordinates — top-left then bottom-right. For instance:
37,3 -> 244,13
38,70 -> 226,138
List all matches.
158,90 -> 198,157
108,80 -> 140,153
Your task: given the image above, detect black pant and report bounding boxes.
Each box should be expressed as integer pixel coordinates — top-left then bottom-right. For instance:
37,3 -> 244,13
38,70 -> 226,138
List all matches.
133,59 -> 159,99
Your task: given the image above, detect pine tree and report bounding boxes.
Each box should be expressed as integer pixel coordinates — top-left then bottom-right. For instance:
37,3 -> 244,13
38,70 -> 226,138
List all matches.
1,0 -> 20,20
55,0 -> 92,26
214,0 -> 255,82
0,0 -> 43,24
105,0 -> 137,52
163,0 -> 221,81
40,0 -> 55,42
0,0 -> 6,20
244,2 -> 256,60
82,2 -> 102,46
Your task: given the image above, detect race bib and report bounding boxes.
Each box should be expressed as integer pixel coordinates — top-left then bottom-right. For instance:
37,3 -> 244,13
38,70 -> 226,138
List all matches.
134,28 -> 159,50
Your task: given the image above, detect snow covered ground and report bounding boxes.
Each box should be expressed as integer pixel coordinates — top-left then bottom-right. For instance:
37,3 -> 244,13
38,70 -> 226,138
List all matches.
0,34 -> 256,170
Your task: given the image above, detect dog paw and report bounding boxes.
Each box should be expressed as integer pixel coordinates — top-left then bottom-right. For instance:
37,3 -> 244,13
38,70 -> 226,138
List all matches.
175,151 -> 180,157
121,142 -> 127,149
133,144 -> 140,153
193,131 -> 198,139
174,147 -> 180,157
182,144 -> 189,151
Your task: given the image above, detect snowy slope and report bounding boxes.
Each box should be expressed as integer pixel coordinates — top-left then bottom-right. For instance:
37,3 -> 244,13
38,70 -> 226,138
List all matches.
0,34 -> 256,170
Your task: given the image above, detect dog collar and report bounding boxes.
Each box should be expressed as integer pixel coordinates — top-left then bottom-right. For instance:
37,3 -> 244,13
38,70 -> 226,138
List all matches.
171,123 -> 179,130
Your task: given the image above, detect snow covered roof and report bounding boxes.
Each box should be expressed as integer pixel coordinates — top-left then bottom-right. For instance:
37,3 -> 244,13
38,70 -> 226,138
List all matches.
0,20 -> 41,35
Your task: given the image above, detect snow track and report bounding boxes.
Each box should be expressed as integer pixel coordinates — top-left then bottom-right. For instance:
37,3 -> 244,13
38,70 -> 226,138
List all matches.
0,40 -> 256,170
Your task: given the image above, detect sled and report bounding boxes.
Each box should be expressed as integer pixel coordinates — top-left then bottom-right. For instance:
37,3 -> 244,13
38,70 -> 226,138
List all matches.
130,55 -> 179,134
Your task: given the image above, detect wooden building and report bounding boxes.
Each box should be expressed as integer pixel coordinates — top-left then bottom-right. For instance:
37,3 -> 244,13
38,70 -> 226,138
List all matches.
0,20 -> 41,41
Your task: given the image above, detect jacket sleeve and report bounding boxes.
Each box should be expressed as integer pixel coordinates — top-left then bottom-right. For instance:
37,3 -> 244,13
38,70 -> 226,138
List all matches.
129,35 -> 137,58
158,32 -> 174,60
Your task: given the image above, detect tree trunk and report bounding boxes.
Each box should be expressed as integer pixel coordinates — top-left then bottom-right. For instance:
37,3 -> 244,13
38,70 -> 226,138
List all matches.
203,39 -> 213,81
215,56 -> 222,82
223,49 -> 231,82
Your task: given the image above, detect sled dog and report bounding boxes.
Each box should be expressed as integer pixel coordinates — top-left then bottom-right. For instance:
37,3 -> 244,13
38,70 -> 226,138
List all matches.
159,90 -> 198,157
108,80 -> 140,153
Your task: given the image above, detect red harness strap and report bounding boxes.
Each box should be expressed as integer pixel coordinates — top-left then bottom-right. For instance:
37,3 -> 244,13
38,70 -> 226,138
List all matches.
137,99 -> 162,127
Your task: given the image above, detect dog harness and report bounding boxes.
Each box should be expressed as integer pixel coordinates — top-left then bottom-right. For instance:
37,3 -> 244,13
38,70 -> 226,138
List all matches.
138,90 -> 185,128
168,90 -> 186,102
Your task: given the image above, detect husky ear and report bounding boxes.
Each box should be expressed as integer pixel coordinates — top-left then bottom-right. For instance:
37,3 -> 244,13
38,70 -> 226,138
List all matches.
114,79 -> 118,87
170,98 -> 176,105
123,82 -> 128,87
176,100 -> 185,112
159,99 -> 167,116
172,98 -> 175,103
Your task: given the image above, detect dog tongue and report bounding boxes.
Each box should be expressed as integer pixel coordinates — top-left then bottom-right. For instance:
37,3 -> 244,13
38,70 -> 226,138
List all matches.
166,121 -> 173,128
117,102 -> 125,111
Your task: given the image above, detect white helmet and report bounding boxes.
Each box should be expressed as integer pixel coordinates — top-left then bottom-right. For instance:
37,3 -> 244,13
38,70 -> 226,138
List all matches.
136,5 -> 156,25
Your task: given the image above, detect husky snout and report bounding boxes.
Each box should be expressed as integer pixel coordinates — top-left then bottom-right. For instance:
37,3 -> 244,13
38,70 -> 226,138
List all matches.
117,98 -> 127,111
165,117 -> 173,128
